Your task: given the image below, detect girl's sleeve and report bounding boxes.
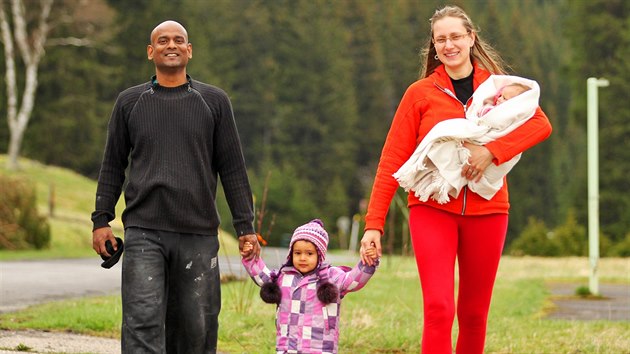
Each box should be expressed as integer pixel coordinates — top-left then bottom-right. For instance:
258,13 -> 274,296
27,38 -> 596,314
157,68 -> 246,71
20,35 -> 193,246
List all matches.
329,260 -> 379,297
241,257 -> 274,287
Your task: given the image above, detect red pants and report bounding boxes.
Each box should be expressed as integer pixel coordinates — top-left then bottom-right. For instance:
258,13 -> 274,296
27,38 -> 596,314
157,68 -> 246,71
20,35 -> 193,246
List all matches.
409,205 -> 508,354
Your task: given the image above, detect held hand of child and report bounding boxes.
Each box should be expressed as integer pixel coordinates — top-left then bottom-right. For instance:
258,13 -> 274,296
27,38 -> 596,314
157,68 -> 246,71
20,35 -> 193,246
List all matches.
240,241 -> 253,258
364,244 -> 377,260
239,234 -> 260,260
360,242 -> 379,267
360,230 -> 382,266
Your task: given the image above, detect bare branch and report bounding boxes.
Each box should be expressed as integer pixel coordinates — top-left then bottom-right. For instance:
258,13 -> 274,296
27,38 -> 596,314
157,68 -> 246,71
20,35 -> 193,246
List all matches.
46,37 -> 93,47
10,0 -> 53,65
10,0 -> 31,64
32,0 -> 54,59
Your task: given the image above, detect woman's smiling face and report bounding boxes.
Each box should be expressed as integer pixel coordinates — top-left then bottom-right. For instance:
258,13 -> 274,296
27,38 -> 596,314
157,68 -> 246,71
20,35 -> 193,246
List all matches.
432,16 -> 475,76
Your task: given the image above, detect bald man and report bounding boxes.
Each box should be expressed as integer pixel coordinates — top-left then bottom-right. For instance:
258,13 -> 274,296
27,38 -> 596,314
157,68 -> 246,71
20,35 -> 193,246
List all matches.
91,20 -> 260,353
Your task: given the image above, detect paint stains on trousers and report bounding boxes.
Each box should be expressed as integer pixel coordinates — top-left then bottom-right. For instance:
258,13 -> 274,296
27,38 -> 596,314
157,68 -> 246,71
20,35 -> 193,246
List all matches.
121,227 -> 221,354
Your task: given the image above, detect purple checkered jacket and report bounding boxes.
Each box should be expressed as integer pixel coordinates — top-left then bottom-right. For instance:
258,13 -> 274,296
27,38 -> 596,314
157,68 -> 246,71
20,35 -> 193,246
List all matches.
242,256 -> 377,353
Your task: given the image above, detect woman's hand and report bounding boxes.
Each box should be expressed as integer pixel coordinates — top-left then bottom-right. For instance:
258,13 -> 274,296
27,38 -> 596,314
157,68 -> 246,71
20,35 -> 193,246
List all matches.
461,142 -> 494,182
360,230 -> 382,266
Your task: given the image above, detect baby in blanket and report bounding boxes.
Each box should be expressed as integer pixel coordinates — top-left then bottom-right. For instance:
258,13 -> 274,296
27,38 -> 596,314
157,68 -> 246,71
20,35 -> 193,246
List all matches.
478,82 -> 532,117
393,75 -> 540,204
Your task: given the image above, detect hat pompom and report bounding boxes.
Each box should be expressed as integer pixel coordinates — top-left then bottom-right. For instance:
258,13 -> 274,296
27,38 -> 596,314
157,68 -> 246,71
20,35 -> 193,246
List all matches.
317,281 -> 338,304
311,219 -> 324,227
260,281 -> 282,305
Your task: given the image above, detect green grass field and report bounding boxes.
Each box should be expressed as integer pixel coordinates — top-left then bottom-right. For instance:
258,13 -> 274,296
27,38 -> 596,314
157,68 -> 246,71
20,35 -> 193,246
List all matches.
1,155 -> 629,352
0,256 -> 628,353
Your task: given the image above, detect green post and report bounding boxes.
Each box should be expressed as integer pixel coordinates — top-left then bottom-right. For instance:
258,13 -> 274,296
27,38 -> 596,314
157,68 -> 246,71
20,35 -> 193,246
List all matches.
586,77 -> 608,296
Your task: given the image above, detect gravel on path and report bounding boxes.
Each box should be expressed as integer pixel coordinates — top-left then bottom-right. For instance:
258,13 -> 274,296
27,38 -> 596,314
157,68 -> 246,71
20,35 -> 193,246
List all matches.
0,329 -> 120,354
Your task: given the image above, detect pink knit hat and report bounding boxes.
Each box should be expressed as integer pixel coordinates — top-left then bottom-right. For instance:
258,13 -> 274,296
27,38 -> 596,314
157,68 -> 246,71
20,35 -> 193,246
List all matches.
289,219 -> 329,262
263,219 -> 336,305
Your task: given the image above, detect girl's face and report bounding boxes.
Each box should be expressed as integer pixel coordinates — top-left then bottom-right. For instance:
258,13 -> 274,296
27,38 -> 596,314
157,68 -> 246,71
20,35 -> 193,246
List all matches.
292,240 -> 318,274
432,16 -> 475,76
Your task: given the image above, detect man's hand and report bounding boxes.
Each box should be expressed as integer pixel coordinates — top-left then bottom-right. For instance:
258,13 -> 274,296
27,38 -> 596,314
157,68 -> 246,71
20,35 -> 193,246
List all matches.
92,226 -> 117,257
239,234 -> 260,260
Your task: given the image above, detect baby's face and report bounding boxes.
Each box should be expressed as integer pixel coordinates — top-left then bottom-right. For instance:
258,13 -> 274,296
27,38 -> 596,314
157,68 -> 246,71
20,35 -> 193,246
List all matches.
496,86 -> 522,105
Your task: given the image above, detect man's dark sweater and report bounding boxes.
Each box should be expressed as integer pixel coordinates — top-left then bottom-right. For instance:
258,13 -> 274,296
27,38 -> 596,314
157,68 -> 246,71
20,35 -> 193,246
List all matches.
92,77 -> 255,237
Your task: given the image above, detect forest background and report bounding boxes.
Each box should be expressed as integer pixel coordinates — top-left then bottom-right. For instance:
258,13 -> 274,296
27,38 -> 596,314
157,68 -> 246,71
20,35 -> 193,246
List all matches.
1,0 -> 628,256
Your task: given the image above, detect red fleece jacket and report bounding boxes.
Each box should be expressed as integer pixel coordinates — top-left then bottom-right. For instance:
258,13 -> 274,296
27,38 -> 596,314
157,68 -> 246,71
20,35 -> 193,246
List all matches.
365,64 -> 552,234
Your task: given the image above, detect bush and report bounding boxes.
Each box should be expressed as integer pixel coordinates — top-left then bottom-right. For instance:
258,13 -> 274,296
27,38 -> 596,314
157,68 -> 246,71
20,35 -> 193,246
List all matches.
508,211 -> 621,257
608,232 -> 630,257
552,209 -> 587,256
575,285 -> 592,297
0,175 -> 50,250
508,216 -> 557,256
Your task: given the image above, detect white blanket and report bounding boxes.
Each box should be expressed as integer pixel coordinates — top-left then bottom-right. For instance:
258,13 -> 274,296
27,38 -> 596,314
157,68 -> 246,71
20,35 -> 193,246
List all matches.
393,75 -> 540,203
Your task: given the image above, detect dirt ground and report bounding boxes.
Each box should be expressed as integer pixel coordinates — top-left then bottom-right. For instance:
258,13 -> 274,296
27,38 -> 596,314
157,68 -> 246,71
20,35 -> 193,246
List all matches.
0,330 -> 120,354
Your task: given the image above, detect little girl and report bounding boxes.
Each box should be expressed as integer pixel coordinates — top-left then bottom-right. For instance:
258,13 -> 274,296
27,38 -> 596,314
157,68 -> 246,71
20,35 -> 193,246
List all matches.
240,219 -> 378,354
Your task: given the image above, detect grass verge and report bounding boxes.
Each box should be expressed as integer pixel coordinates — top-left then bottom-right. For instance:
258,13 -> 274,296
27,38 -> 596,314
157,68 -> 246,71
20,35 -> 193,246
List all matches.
0,155 -> 242,260
1,256 -> 628,353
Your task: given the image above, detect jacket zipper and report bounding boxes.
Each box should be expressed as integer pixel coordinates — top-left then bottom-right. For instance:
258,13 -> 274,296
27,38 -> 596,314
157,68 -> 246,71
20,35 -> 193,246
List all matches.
434,82 -> 471,215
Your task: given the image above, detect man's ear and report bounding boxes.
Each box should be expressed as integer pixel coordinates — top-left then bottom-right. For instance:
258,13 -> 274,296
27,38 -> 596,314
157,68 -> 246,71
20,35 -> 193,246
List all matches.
147,45 -> 154,60
187,43 -> 192,59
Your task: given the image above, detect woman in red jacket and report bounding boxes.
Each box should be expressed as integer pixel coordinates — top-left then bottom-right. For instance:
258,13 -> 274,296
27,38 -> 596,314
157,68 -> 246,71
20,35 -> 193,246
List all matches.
359,5 -> 551,354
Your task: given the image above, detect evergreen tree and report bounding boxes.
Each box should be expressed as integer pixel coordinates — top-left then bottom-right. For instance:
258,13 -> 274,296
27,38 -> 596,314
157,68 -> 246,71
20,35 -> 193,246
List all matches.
463,0 -> 569,243
185,0 -> 279,169
106,0 -> 182,88
565,0 -> 629,242
2,0 -> 609,251
339,0 -> 391,173
265,1 -> 360,221
249,162 -> 319,246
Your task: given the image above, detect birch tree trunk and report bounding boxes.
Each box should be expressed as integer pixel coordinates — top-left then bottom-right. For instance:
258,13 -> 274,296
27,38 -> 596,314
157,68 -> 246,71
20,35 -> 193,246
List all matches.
1,0 -> 53,170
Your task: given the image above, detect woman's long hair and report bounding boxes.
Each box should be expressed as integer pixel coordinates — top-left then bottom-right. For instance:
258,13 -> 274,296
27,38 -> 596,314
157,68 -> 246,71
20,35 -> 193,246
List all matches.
419,5 -> 509,79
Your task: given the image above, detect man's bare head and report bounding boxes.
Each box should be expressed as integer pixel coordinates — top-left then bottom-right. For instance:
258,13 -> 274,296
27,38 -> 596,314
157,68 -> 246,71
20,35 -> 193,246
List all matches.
147,20 -> 192,82
150,20 -> 188,45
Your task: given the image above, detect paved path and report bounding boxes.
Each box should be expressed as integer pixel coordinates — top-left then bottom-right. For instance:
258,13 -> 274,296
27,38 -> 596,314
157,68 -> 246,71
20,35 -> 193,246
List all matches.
546,283 -> 630,321
0,247 -> 353,313
1,258 -> 120,313
0,248 -> 356,353
0,256 -> 247,313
